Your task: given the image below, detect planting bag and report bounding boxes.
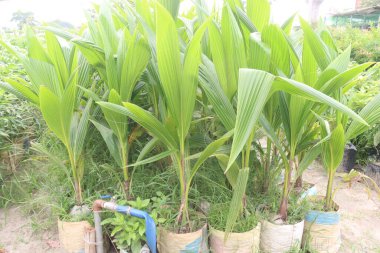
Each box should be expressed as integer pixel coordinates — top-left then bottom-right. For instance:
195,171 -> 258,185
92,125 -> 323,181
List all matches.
57,219 -> 91,253
303,210 -> 341,253
260,220 -> 304,253
157,224 -> 208,253
209,222 -> 261,253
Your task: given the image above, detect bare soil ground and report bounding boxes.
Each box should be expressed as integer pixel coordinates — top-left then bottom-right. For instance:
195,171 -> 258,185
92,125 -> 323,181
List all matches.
0,161 -> 379,253
0,206 -> 64,253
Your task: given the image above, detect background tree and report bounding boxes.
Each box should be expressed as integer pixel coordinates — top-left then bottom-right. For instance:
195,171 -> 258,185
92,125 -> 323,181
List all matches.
11,11 -> 37,29
360,0 -> 380,8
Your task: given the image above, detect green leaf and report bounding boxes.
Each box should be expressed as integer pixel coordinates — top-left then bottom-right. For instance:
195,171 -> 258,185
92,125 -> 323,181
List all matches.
39,85 -> 75,146
46,31 -> 69,87
180,17 -> 211,140
158,0 -> 180,19
322,62 -> 375,95
259,115 -> 289,168
155,3 -> 183,137
346,93 -> 380,140
247,0 -> 271,32
249,33 -> 271,71
118,28 -> 150,101
72,99 -> 92,162
314,46 -> 352,90
26,27 -> 51,63
71,38 -> 106,78
299,17 -> 331,70
188,130 -> 233,183
199,57 -> 236,130
98,102 -> 178,151
272,77 -> 368,126
297,144 -> 322,177
228,69 -> 275,170
129,150 -> 176,167
374,131 -> 380,147
262,24 -> 291,77
133,138 -> 159,172
156,4 -> 210,143
301,38 -> 318,85
91,120 -> 122,167
221,5 -> 246,99
225,167 -> 249,238
0,79 -> 39,105
236,7 -> 258,33
281,14 -> 296,35
23,58 -> 62,96
215,154 -> 239,189
322,124 -> 345,171
208,22 -> 229,98
100,90 -> 128,142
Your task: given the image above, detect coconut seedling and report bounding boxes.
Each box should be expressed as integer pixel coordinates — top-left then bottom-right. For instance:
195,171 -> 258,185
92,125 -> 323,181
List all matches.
98,4 -> 232,232
198,1 -> 368,230
254,18 -> 374,221
49,3 -> 151,197
318,122 -> 346,210
0,29 -> 93,211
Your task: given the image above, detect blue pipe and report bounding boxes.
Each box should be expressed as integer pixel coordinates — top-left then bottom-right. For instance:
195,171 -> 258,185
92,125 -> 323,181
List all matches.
116,205 -> 157,253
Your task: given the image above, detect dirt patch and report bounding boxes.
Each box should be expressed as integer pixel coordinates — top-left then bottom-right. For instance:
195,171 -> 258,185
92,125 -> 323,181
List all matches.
0,206 -> 64,253
304,161 -> 380,253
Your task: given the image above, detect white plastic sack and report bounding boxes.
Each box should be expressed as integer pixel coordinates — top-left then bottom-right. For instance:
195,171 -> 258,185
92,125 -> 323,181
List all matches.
157,224 -> 208,253
209,223 -> 261,253
260,220 -> 304,253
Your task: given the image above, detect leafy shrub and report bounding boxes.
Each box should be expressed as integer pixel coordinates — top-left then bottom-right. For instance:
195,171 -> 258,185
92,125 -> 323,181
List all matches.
0,29 -> 27,79
101,196 -> 166,252
331,27 -> 380,63
332,27 -> 380,163
0,29 -> 39,151
346,64 -> 380,163
0,93 -> 41,151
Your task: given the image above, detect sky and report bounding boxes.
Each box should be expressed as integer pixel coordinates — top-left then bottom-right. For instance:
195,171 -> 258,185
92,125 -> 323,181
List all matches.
0,0 -> 99,28
0,0 -> 357,28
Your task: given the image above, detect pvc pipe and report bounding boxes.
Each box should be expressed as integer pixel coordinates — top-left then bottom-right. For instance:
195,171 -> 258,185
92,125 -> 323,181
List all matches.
94,211 -> 104,253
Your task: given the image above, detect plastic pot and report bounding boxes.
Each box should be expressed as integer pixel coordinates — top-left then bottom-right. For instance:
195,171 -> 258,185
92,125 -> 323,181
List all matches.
209,222 -> 261,253
303,201 -> 341,253
339,143 -> 356,172
157,224 -> 208,253
57,218 -> 91,253
260,220 -> 304,253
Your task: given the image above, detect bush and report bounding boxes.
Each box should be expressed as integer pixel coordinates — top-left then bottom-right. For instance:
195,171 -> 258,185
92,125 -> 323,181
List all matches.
345,64 -> 380,164
331,27 -> 380,63
0,93 -> 41,150
332,27 -> 380,163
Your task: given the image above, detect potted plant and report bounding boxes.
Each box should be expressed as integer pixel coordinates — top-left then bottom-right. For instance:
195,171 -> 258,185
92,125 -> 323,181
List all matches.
100,4 -> 231,251
49,3 -> 151,198
304,91 -> 380,252
303,123 -> 344,253
1,29 -> 94,252
196,2 -> 368,251
102,196 -> 165,253
208,201 -> 261,253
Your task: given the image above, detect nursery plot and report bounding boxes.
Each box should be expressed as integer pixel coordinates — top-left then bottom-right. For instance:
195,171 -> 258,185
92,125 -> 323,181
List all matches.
0,0 -> 380,253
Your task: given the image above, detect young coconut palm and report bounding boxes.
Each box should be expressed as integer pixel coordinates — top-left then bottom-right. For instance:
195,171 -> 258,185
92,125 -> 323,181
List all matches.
0,29 -> 93,207
199,1 -> 369,226
98,4 -> 232,230
49,3 -> 151,196
319,92 -> 380,210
